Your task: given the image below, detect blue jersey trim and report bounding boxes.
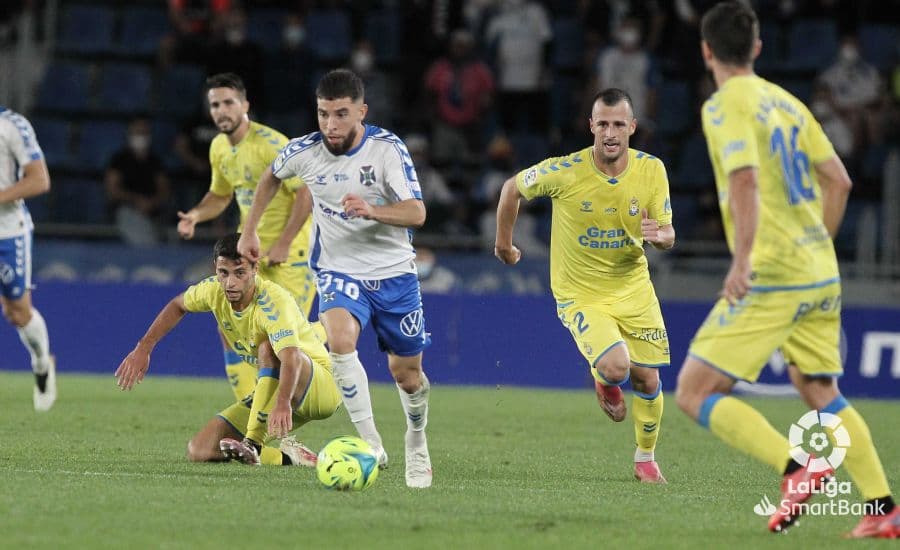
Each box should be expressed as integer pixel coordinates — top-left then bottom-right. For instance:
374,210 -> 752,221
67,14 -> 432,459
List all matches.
631,360 -> 670,368
345,124 -> 375,157
223,349 -> 243,366
309,224 -> 322,271
750,277 -> 841,293
698,393 -> 726,429
290,261 -> 309,268
293,361 -> 314,409
258,367 -> 280,380
822,394 -> 849,415
591,340 -> 626,367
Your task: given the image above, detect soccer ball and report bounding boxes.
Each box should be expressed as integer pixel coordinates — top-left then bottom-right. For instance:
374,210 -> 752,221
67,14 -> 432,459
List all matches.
316,436 -> 380,491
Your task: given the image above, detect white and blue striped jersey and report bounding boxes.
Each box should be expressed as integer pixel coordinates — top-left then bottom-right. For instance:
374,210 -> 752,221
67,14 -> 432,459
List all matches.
0,107 -> 43,239
272,125 -> 423,280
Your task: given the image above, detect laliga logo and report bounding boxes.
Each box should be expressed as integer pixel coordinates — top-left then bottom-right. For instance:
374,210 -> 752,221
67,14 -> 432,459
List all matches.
788,410 -> 851,473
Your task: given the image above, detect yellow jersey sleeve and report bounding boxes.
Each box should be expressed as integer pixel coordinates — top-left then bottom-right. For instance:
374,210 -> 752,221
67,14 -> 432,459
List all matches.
182,277 -> 218,312
803,108 -> 838,164
649,159 -> 673,227
515,155 -> 571,200
703,92 -> 759,176
254,280 -> 330,366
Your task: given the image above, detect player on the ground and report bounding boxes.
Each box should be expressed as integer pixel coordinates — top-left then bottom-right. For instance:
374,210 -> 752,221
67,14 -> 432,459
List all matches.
674,1 -> 898,538
237,69 -> 433,488
0,105 -> 56,411
115,233 -> 340,467
495,88 -> 674,483
176,73 -> 318,406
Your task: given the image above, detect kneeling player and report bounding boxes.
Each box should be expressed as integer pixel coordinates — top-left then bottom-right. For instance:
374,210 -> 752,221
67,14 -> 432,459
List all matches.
115,233 -> 340,466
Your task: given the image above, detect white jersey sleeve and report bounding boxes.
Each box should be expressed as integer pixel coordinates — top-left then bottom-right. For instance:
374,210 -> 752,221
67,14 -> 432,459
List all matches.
0,108 -> 43,238
272,126 -> 422,280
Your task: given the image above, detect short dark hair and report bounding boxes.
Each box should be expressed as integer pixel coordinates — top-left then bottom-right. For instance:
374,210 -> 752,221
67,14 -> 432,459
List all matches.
315,69 -> 364,102
591,88 -> 635,118
700,1 -> 759,66
205,72 -> 247,98
213,233 -> 244,263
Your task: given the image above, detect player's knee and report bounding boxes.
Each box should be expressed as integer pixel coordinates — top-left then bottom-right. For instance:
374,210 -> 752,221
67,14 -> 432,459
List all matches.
185,439 -> 207,462
1,303 -> 30,327
631,373 -> 659,395
395,371 -> 422,394
674,379 -> 700,418
597,361 -> 629,385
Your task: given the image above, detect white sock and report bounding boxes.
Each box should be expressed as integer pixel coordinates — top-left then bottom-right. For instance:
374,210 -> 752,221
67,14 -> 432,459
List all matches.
398,372 -> 430,448
330,351 -> 382,448
17,308 -> 51,375
634,449 -> 655,463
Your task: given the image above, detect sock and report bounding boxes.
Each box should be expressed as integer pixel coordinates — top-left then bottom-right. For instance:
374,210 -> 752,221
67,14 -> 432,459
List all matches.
245,368 -> 280,446
865,496 -> 896,516
260,446 -> 284,466
331,351 -> 382,449
825,395 -> 892,501
632,381 -> 663,460
398,372 -> 430,448
699,393 -> 791,472
17,308 -> 51,375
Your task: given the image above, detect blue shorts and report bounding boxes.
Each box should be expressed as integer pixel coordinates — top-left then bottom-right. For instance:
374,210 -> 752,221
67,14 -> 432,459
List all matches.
316,270 -> 431,356
0,232 -> 32,300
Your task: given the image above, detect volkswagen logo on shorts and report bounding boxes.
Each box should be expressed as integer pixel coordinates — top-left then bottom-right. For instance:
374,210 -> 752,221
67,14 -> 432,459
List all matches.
400,309 -> 424,337
362,280 -> 381,292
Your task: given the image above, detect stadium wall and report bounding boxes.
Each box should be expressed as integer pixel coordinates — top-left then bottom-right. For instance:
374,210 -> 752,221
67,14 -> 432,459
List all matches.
1,282 -> 898,398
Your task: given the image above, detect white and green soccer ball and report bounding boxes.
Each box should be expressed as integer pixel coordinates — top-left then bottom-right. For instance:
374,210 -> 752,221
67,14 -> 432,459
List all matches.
316,436 -> 380,491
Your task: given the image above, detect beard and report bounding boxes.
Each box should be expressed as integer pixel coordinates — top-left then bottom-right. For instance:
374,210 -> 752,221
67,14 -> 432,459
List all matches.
323,127 -> 358,155
217,117 -> 242,134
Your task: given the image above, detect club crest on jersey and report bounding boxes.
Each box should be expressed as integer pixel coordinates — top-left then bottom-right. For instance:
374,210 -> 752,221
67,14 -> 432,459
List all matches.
524,168 -> 537,187
359,165 -> 377,186
629,197 -> 639,216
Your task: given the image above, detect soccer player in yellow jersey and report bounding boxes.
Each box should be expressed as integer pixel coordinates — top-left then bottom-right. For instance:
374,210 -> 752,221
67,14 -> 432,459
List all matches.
674,2 -> 898,538
495,88 -> 675,483
115,233 -> 340,467
176,73 -> 317,405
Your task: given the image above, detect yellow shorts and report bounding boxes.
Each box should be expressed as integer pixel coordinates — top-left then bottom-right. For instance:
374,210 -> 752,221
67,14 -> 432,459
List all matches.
226,361 -> 257,403
258,260 -> 316,318
556,287 -> 670,378
688,281 -> 842,382
218,360 -> 341,440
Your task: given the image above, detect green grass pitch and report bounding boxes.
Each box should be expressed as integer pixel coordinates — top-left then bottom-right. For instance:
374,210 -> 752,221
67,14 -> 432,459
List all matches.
0,371 -> 896,549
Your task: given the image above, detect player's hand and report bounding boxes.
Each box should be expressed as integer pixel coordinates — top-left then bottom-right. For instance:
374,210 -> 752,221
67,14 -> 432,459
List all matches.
237,231 -> 262,262
176,211 -> 197,240
494,244 -> 522,265
341,193 -> 375,220
640,209 -> 661,244
721,259 -> 752,305
268,400 -> 293,439
115,347 -> 150,391
266,241 -> 290,266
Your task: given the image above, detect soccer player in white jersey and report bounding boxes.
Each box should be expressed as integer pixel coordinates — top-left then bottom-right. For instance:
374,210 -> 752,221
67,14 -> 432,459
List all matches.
0,105 -> 55,411
238,69 -> 433,488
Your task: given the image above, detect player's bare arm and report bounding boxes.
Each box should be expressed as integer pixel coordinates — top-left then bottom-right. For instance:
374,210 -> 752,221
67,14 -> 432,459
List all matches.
267,185 -> 312,265
0,158 -> 50,203
177,191 -> 232,239
115,294 -> 188,390
814,156 -> 853,238
640,208 -> 676,250
494,177 -> 523,265
340,193 -> 426,228
723,166 -> 759,305
237,166 -> 283,262
266,346 -> 312,438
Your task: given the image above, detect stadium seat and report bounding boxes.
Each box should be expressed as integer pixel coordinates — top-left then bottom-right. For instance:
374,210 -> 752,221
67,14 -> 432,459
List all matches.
674,131 -> 714,190
30,117 -> 72,168
151,119 -> 181,170
57,5 -> 116,55
118,6 -> 169,57
858,23 -> 900,71
669,193 -> 699,238
509,132 -> 550,171
35,61 -> 92,112
550,75 -> 577,129
98,63 -> 153,113
74,121 -> 128,172
756,22 -> 783,73
551,17 -> 584,71
25,193 -> 51,224
777,78 -> 813,104
656,80 -> 692,137
156,64 -> 206,119
365,10 -> 402,65
785,18 -> 838,72
306,10 -> 352,62
247,9 -> 288,53
52,178 -> 109,224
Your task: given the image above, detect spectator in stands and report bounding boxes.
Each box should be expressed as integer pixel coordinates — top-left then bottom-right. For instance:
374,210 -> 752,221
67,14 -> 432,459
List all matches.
415,247 -> 461,293
206,8 -> 266,114
406,133 -> 456,234
104,118 -> 171,247
484,0 -> 553,134
424,28 -> 495,169
351,40 -> 393,128
264,13 -> 313,137
160,0 -> 232,66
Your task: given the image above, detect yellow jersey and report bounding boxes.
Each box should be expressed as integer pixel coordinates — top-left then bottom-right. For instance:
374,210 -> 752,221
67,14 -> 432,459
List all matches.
209,121 -> 311,258
516,147 -> 672,302
701,74 -> 840,288
183,276 -> 329,369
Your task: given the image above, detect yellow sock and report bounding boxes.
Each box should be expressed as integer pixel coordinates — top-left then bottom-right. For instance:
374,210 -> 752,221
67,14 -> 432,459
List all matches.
700,394 -> 791,472
633,387 -> 664,454
310,320 -> 327,345
260,446 -> 284,466
246,370 -> 280,446
827,396 -> 892,500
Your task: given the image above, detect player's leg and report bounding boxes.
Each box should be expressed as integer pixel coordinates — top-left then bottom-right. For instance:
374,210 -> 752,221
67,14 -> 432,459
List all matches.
1,292 -> 55,411
220,331 -> 255,403
388,352 -> 432,488
286,355 -> 343,467
187,412 -> 243,463
629,366 -> 666,483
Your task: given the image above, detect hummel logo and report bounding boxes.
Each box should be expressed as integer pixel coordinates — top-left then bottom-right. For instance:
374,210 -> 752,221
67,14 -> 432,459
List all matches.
642,422 -> 657,433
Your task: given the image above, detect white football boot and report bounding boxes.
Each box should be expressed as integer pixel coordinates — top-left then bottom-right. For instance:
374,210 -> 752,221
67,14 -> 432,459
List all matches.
33,355 -> 57,412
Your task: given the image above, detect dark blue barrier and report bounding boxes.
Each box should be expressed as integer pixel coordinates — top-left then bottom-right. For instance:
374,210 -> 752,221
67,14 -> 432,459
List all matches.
1,282 -> 898,398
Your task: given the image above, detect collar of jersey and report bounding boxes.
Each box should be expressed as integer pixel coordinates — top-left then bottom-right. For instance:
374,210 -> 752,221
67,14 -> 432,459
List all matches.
336,124 -> 375,158
589,146 -> 631,185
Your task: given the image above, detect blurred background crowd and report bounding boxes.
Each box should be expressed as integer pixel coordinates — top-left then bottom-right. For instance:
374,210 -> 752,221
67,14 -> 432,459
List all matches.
0,0 -> 898,291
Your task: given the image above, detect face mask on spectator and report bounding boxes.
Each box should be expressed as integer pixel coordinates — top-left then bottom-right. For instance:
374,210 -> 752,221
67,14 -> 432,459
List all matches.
129,134 -> 151,154
811,100 -> 833,119
352,51 -> 374,73
616,27 -> 641,49
226,28 -> 245,45
284,25 -> 305,47
839,44 -> 859,63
